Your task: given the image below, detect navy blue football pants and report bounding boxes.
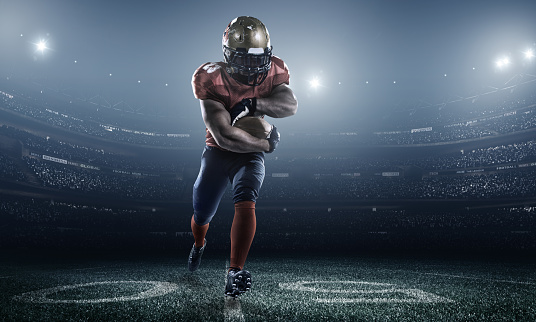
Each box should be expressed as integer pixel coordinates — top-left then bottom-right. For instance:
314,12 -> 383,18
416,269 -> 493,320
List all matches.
192,146 -> 265,226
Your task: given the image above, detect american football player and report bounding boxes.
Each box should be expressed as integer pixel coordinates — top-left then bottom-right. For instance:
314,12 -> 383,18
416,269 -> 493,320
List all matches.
188,16 -> 298,297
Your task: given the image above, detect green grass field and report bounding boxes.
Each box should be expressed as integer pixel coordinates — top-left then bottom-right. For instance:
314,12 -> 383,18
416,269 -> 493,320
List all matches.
1,251 -> 535,321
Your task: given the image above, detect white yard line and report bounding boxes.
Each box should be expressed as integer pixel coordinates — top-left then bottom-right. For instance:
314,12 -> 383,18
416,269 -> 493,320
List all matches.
423,272 -> 536,285
280,281 -> 454,304
13,280 -> 179,304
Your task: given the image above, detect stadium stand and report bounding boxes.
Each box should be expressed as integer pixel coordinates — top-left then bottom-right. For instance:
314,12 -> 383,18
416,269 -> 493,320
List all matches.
0,80 -> 535,253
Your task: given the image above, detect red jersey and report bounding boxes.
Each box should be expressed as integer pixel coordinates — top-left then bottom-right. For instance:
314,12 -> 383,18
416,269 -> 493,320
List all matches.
191,56 -> 290,148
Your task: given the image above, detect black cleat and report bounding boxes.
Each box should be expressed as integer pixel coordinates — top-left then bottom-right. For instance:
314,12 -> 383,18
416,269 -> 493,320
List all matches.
188,239 -> 206,272
225,269 -> 252,297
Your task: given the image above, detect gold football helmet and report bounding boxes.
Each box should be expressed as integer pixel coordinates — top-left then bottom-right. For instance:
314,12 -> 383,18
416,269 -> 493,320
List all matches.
222,16 -> 272,86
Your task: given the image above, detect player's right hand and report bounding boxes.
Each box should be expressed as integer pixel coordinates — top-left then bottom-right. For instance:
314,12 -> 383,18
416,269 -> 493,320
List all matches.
266,125 -> 280,153
230,98 -> 257,126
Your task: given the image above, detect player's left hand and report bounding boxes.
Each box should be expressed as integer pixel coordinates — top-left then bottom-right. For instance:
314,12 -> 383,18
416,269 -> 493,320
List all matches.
266,125 -> 280,153
230,98 -> 257,126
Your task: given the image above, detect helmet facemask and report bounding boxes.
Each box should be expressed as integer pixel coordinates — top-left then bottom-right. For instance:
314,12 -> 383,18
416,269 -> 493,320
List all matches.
223,46 -> 272,86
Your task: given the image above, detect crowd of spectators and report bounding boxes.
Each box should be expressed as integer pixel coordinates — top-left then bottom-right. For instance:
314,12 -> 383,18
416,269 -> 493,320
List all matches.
267,139 -> 536,173
372,126 -> 495,145
403,140 -> 536,170
0,195 -> 182,250
2,81 -> 536,148
285,104 -> 536,147
252,206 -> 535,235
25,157 -> 187,201
11,148 -> 536,202
379,82 -> 536,130
257,168 -> 536,201
250,207 -> 536,253
0,91 -> 194,148
1,81 -> 536,252
288,83 -> 536,147
0,153 -> 25,181
2,122 -> 536,202
0,125 -> 184,173
2,193 -> 533,252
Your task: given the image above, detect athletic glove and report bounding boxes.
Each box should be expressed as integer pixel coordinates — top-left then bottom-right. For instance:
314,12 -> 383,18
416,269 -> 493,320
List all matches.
266,125 -> 280,153
230,98 -> 257,126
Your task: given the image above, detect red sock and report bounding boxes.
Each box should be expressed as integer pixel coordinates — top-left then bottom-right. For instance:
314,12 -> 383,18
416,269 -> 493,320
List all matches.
191,215 -> 208,248
229,201 -> 256,270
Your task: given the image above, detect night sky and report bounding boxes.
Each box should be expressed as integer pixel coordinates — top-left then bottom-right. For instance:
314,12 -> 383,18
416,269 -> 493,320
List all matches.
1,0 -> 535,132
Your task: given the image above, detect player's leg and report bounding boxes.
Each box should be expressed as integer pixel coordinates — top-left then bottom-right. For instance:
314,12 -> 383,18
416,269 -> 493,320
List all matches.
189,147 -> 229,272
229,152 -> 264,270
191,215 -> 208,248
189,216 -> 208,272
225,152 -> 264,296
229,200 -> 256,271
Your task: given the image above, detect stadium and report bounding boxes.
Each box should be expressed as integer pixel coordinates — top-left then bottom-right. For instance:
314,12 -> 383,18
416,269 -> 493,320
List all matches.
1,0 -> 536,320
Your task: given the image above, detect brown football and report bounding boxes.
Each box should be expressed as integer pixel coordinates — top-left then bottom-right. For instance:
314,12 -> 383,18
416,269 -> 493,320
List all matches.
233,116 -> 272,139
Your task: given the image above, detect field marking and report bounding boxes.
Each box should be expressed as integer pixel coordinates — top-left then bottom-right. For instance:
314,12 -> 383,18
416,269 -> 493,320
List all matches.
423,273 -> 536,286
13,280 -> 179,304
315,289 -> 454,304
73,266 -> 109,271
224,297 -> 245,322
279,281 -> 454,304
280,281 -> 395,293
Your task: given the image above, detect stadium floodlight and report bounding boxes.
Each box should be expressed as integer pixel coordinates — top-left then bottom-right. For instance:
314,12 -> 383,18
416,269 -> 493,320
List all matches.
524,49 -> 534,59
309,77 -> 320,89
496,57 -> 510,68
36,40 -> 47,52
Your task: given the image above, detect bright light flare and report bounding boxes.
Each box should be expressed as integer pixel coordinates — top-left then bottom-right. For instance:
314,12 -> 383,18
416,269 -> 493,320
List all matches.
496,57 -> 510,68
309,77 -> 320,89
36,40 -> 47,52
524,49 -> 534,59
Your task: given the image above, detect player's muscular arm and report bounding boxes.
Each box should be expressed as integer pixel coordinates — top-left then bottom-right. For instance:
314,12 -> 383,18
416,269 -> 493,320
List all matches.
255,84 -> 298,118
200,99 -> 271,153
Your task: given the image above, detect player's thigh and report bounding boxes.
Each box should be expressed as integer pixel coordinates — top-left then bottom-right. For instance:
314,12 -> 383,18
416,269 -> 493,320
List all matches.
230,153 -> 265,203
193,148 -> 229,225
